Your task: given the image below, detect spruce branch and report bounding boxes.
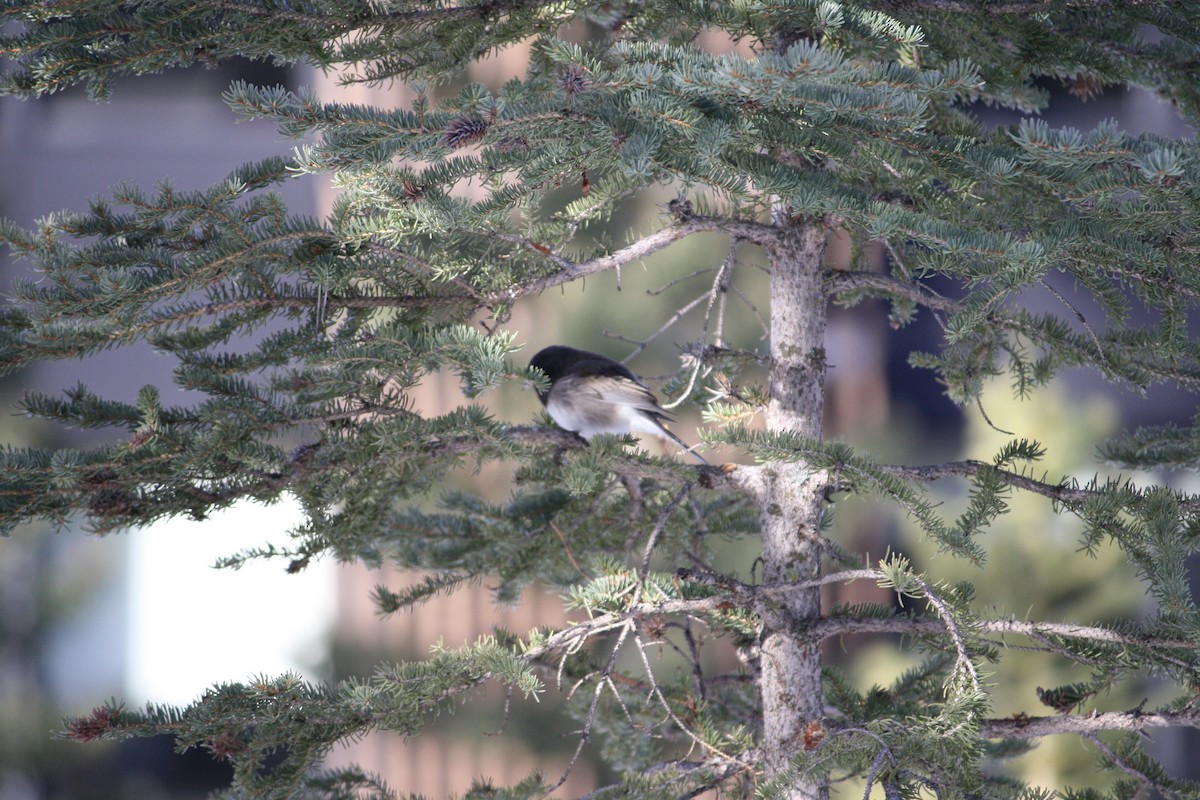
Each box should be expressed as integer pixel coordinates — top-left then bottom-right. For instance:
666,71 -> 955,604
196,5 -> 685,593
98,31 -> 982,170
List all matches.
205,0 -> 539,27
825,270 -> 959,313
1083,733 -> 1158,797
980,708 -> 1200,740
906,573 -> 981,694
817,614 -> 1200,653
871,0 -> 1166,12
520,581 -> 1200,744
881,459 -> 1200,513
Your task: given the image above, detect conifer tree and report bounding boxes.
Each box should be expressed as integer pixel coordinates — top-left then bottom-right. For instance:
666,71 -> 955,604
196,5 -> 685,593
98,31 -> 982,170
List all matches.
4,2 -> 1200,799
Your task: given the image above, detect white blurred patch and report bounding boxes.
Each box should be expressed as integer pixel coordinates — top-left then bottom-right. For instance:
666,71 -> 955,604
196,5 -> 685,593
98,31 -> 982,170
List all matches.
125,495 -> 335,706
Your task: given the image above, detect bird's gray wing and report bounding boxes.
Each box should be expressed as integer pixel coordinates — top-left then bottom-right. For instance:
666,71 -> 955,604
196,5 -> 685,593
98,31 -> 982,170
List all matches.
572,374 -> 671,417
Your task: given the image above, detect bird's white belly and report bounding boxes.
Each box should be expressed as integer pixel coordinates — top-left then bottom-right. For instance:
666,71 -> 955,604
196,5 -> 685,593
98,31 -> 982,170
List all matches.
546,394 -> 659,440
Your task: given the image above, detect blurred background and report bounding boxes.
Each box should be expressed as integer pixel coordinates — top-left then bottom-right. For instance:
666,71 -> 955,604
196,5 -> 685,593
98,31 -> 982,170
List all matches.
1,29 -> 1198,800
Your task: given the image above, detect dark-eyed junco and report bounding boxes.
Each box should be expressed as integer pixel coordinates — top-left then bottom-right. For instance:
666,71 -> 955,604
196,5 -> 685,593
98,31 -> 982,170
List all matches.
529,345 -> 707,464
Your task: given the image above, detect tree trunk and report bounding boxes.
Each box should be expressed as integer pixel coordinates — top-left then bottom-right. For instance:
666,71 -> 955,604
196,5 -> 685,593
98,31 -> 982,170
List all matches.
759,217 -> 830,799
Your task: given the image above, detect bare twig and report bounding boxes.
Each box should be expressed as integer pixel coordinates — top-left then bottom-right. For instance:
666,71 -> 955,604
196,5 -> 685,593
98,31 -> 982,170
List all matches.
676,565 -> 881,598
573,752 -> 759,800
608,293 -> 708,364
1040,278 -> 1105,354
634,483 -> 694,604
647,266 -> 719,296
661,239 -> 739,410
484,685 -> 514,737
974,393 -> 1015,436
549,520 -> 589,579
730,281 -> 771,338
543,620 -> 636,796
632,632 -> 749,766
603,674 -> 642,734
710,239 -> 738,348
679,621 -> 708,701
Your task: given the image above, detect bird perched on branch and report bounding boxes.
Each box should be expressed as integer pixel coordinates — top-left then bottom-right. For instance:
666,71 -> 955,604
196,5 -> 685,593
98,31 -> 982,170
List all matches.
529,345 -> 707,465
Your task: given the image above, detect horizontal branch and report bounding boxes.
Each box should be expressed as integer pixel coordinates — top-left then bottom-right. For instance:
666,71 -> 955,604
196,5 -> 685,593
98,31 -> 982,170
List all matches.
169,218 -> 777,317
492,216 -> 778,300
521,579 -> 1200,743
870,0 -> 1163,12
881,459 -> 1200,513
207,0 -> 538,28
214,293 -> 475,313
498,426 -> 757,493
817,613 -> 1199,652
824,270 -> 959,312
981,708 -> 1200,739
519,596 -> 755,666
676,566 -> 880,598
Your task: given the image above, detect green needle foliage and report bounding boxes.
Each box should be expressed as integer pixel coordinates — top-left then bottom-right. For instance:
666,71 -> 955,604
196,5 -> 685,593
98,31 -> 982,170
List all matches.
5,1 -> 1200,798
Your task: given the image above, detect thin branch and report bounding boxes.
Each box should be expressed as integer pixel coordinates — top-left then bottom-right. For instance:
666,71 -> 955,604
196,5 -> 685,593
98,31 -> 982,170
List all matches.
708,239 -> 738,348
608,292 -> 709,364
484,685 -> 514,737
730,281 -> 770,338
816,614 -> 1200,674
632,632 -> 749,767
661,239 -> 739,410
973,393 -> 1015,436
1039,278 -> 1106,358
520,596 -> 755,666
633,482 -> 694,605
825,270 -> 959,313
500,216 -> 777,301
680,621 -> 708,701
549,520 -> 588,579
573,752 -> 758,800
646,266 -> 719,297
676,565 -> 881,598
1083,733 -> 1160,796
543,620 -> 635,796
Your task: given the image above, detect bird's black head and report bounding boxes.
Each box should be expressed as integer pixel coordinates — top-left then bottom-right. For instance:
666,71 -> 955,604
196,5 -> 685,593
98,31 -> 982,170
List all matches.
528,345 -> 578,403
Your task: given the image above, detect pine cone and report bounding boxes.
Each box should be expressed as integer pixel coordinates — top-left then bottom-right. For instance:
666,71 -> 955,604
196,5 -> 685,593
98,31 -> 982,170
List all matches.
439,114 -> 489,149
559,64 -> 592,97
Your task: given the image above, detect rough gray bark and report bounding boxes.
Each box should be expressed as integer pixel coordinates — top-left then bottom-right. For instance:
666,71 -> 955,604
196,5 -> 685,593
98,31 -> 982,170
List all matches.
758,218 -> 831,798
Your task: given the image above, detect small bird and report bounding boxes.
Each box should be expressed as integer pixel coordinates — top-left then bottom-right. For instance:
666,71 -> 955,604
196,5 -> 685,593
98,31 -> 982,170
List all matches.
529,345 -> 707,464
